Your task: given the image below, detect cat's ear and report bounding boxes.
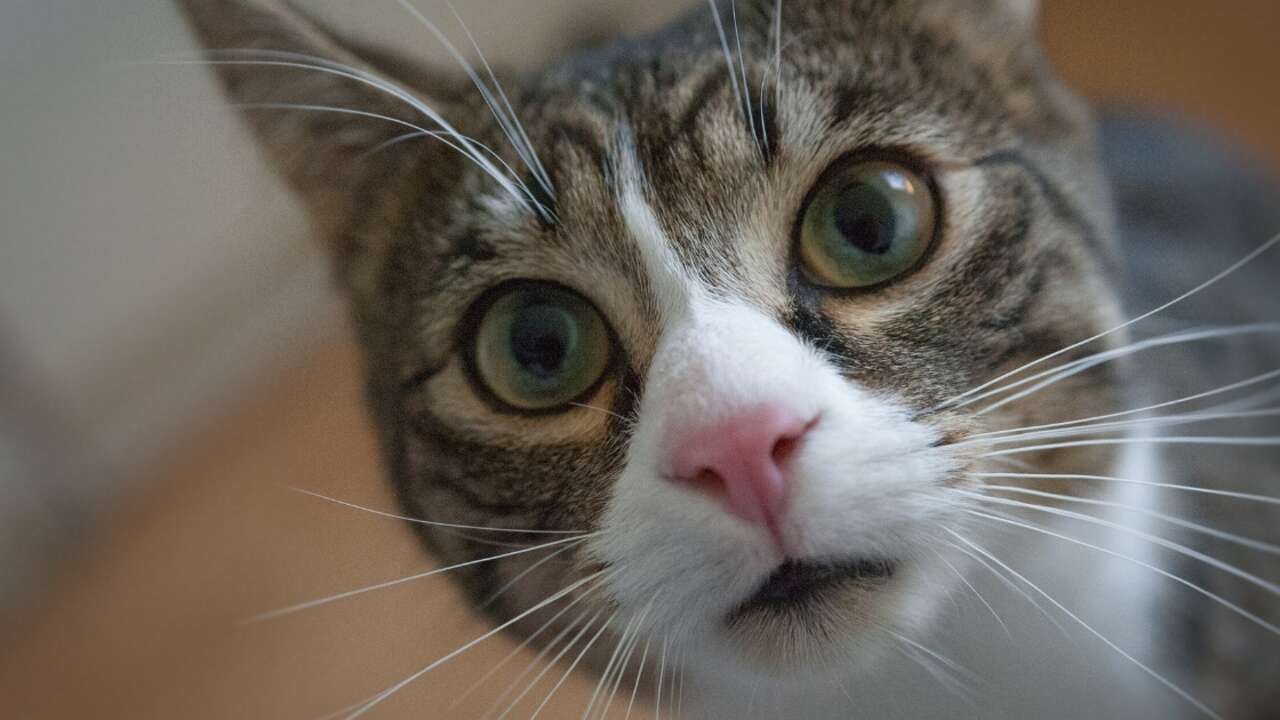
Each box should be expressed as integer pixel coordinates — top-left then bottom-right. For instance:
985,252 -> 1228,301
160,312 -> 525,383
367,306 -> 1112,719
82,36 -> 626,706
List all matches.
174,0 -> 467,265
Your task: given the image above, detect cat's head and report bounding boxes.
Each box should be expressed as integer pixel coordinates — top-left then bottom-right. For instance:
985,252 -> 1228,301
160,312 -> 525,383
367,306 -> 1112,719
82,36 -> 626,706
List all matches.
180,0 -> 1124,688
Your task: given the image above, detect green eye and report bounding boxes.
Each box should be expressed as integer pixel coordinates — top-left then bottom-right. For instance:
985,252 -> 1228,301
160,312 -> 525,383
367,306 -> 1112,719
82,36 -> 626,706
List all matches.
471,283 -> 612,411
798,161 -> 937,288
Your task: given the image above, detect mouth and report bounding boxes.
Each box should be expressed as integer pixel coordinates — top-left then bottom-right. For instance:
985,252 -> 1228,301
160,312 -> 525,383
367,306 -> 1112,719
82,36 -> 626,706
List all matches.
729,557 -> 897,620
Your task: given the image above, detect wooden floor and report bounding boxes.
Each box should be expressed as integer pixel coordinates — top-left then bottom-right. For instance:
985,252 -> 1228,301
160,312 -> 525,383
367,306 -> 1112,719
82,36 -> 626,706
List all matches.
2,2 -> 1278,719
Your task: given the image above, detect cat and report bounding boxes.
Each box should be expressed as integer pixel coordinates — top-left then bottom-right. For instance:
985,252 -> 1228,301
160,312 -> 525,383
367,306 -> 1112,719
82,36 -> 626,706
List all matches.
174,1 -> 1280,717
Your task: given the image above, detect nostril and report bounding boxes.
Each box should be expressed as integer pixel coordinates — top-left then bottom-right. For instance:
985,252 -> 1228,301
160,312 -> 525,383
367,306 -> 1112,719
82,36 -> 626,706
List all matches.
688,467 -> 725,495
771,434 -> 801,465
665,405 -> 817,529
772,414 -> 818,465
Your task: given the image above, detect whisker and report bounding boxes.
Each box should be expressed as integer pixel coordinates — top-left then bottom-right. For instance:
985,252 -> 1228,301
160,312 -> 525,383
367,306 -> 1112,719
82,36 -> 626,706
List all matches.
360,129 -> 434,160
479,598 -> 602,720
569,401 -> 633,425
707,0 -> 748,136
932,233 -> 1280,414
961,405 -> 1280,449
887,628 -> 976,681
881,627 -> 978,702
155,51 -> 545,216
941,536 -> 1071,637
945,530 -> 1223,720
528,610 -> 619,719
728,0 -> 759,154
966,364 -> 1280,441
480,541 -> 580,609
623,631 -> 654,720
971,471 -> 1280,505
392,0 -> 557,208
494,609 -> 608,720
963,509 -> 1280,636
677,646 -> 688,720
442,0 -> 557,201
971,325 -> 1280,418
928,546 -> 1011,637
233,102 -> 531,186
958,491 -> 1280,597
249,535 -> 591,623
581,609 -> 643,719
599,595 -> 657,720
289,487 -> 586,534
341,568 -> 612,719
448,580 -> 599,713
978,435 -> 1280,458
655,635 -> 669,720
973,483 -> 1280,555
773,0 -> 784,113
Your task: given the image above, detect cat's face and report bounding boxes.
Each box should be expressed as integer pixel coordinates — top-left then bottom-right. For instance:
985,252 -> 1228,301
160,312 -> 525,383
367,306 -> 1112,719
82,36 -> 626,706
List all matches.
181,0 -> 1123,691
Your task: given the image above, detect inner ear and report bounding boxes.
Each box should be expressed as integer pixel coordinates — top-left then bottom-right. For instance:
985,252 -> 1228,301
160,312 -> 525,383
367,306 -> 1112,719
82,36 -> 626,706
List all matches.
174,0 -> 472,282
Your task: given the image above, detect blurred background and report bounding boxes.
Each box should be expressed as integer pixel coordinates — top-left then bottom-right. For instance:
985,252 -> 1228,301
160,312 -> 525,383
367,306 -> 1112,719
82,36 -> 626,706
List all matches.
0,1 -> 1277,718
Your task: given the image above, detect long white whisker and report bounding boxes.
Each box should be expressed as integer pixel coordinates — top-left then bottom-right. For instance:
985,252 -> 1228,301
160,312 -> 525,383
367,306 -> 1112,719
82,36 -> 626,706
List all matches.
234,103 -> 529,184
773,0 -> 783,114
581,609 -> 642,720
360,129 -> 435,159
958,408 -> 1280,449
883,627 -> 978,687
623,630 -> 653,720
342,569 -> 611,719
883,631 -> 975,703
569,401 -> 632,424
935,233 -> 1280,413
968,362 -> 1280,441
974,484 -> 1280,555
929,546 -> 1010,637
964,509 -> 1280,636
945,530 -> 1223,720
494,609 -> 607,720
481,541 -> 579,609
677,647 -> 688,720
729,0 -> 759,152
971,471 -> 1280,505
250,535 -> 592,622
971,325 -> 1280,417
655,635 -> 669,720
979,435 -> 1280,458
599,595 -> 657,720
442,1 -> 556,200
958,491 -> 1280,596
707,0 -> 748,134
479,596 -> 603,720
158,52 -> 544,215
288,487 -> 586,534
447,582 -> 597,714
941,536 -> 1071,637
528,610 -> 618,719
392,0 -> 556,207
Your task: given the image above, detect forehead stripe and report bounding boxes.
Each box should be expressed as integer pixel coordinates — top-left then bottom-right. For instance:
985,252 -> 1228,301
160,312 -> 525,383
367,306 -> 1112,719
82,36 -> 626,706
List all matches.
614,127 -> 695,322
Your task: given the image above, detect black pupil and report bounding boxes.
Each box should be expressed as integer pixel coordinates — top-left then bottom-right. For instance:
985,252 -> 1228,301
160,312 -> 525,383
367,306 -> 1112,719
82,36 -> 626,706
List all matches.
833,181 -> 896,255
510,304 -> 571,379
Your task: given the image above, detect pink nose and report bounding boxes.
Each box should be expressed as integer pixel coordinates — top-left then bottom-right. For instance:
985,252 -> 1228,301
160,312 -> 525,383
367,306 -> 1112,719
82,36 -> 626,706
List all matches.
668,405 -> 814,529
